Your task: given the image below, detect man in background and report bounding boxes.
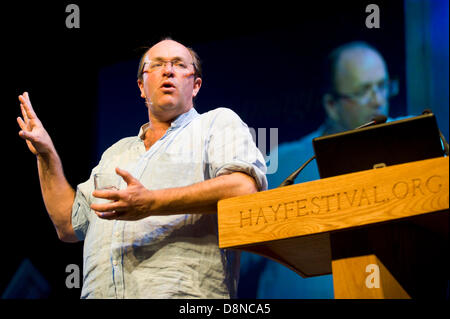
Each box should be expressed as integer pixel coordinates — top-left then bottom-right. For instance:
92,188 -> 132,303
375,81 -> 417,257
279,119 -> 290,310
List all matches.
239,41 -> 405,298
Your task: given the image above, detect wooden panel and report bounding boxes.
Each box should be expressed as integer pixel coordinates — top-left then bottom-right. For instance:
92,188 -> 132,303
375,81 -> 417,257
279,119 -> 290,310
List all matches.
329,219 -> 449,298
332,254 -> 410,299
218,157 -> 449,249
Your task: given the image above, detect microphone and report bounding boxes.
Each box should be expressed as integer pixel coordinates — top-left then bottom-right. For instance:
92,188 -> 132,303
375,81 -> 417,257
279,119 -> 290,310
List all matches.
355,114 -> 387,129
278,115 -> 388,187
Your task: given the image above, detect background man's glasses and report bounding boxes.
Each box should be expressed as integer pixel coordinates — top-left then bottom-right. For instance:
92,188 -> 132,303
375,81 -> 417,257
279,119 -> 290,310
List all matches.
333,79 -> 399,104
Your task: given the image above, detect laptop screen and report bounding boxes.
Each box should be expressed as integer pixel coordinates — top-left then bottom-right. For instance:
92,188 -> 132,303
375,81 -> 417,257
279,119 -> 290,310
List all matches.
312,113 -> 445,179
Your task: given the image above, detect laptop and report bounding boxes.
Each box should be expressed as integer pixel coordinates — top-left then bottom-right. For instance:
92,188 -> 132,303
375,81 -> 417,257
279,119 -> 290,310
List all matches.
312,113 -> 445,178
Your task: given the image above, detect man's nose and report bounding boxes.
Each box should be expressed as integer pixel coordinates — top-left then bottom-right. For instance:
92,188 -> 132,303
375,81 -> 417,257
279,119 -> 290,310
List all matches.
369,88 -> 387,108
162,62 -> 174,75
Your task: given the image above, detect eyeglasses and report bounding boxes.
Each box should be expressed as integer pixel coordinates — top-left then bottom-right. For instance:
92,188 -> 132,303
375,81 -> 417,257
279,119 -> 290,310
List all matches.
142,59 -> 194,73
333,79 -> 399,104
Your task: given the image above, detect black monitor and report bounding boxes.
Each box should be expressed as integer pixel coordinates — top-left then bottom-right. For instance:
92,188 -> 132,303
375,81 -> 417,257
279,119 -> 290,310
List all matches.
312,113 -> 445,179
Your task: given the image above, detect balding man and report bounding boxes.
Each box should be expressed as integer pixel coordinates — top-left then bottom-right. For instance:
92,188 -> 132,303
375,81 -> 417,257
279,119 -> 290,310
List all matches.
239,41 -> 405,299
17,39 -> 267,298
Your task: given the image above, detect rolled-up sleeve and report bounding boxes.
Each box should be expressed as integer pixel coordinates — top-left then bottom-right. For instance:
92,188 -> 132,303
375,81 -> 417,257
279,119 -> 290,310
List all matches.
207,108 -> 268,191
71,186 -> 91,241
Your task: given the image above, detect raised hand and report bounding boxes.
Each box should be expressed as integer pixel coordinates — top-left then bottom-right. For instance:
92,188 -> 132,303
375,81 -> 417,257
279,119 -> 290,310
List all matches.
17,92 -> 55,156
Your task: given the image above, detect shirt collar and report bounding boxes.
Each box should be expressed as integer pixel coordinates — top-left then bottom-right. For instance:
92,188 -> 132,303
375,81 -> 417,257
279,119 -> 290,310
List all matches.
170,107 -> 199,128
138,107 -> 199,140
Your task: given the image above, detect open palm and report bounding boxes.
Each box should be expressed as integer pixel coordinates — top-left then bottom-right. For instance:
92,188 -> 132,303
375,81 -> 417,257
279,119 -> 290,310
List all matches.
17,92 -> 55,156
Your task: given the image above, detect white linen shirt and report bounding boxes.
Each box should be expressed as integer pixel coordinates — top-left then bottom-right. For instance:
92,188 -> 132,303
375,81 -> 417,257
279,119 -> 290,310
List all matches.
71,107 -> 267,299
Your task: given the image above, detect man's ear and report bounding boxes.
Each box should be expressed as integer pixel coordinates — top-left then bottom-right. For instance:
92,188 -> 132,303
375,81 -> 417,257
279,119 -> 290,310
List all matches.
192,77 -> 202,98
137,79 -> 146,99
323,93 -> 339,122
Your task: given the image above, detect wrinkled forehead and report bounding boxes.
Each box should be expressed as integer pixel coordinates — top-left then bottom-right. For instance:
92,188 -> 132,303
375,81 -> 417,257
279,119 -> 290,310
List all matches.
335,48 -> 387,92
144,40 -> 193,63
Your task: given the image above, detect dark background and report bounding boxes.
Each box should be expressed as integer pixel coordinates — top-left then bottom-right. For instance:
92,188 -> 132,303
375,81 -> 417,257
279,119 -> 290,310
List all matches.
1,0 -> 447,299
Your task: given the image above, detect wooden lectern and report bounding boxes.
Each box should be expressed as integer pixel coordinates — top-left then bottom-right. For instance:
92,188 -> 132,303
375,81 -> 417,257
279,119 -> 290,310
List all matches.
217,157 -> 449,299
